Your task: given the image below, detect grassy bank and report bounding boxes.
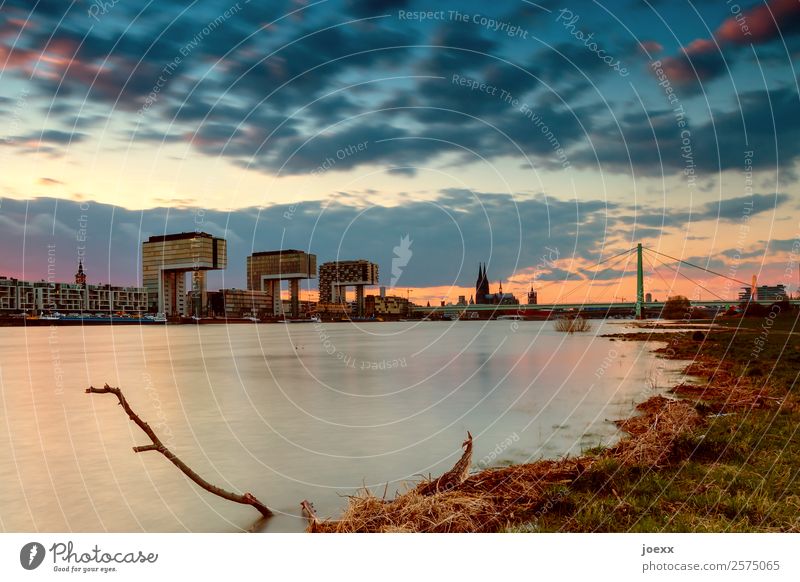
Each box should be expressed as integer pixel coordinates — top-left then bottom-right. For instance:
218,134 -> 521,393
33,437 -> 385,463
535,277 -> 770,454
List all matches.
311,313 -> 800,532
512,312 -> 800,532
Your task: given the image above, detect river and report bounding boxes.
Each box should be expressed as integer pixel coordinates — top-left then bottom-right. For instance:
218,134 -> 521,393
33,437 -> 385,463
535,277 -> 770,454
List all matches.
0,320 -> 685,532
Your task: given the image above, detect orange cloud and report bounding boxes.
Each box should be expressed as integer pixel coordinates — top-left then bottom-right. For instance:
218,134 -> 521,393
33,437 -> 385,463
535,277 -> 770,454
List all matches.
716,0 -> 800,45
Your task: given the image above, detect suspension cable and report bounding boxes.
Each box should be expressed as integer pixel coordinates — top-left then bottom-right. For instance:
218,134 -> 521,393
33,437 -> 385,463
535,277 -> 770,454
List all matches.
642,250 -> 672,294
559,248 -> 638,301
645,250 -> 729,302
646,248 -> 749,286
535,246 -> 636,291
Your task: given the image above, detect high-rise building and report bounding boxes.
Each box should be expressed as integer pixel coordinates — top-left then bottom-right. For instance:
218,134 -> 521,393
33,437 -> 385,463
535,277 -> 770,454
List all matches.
141,232 -> 227,317
318,260 -> 378,316
246,250 -> 316,317
739,284 -> 786,302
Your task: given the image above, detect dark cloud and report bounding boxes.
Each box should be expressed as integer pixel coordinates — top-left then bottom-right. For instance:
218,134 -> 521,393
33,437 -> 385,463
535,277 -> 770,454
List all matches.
343,0 -> 411,18
656,39 -> 727,87
571,84 -> 800,176
762,237 -> 800,253
716,0 -> 800,45
721,247 -> 765,260
216,18 -> 418,114
708,193 -> 789,221
386,167 -> 416,177
614,192 -> 790,232
6,130 -> 87,151
0,0 -> 796,190
652,0 -> 800,88
416,25 -> 499,76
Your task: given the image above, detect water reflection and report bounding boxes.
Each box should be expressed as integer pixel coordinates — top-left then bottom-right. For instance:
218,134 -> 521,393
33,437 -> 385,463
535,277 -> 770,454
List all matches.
0,321 -> 684,532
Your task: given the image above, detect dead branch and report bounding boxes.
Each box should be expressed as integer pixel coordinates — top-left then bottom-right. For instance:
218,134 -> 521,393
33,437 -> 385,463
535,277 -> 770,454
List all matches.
415,431 -> 473,496
86,383 -> 272,518
301,500 -> 320,533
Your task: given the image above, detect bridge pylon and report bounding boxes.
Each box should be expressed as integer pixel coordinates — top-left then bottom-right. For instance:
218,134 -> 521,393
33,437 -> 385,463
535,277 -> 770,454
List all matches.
635,243 -> 644,319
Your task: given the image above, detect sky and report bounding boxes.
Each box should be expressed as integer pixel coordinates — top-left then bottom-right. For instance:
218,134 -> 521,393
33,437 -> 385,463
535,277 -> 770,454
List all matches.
1,0 -> 799,305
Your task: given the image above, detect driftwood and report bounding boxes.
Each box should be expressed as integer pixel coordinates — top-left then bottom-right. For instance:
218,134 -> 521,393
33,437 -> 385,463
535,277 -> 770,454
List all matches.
301,499 -> 320,532
309,396 -> 705,532
86,384 -> 272,518
415,431 -> 473,496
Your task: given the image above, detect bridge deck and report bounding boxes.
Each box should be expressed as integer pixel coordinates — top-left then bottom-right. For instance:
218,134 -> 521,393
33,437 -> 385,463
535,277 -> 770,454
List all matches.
412,300 -> 798,312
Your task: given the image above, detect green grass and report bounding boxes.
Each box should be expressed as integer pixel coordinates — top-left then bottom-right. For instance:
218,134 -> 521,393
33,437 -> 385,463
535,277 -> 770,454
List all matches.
526,409 -> 800,532
506,311 -> 800,533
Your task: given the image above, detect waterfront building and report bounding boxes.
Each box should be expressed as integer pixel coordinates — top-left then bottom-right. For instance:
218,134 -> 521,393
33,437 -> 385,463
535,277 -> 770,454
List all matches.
738,284 -> 786,302
0,275 -> 147,314
316,302 -> 351,318
365,294 -> 410,318
141,232 -> 227,317
527,286 -> 538,305
475,263 -> 519,305
75,260 -> 86,286
475,263 -> 490,304
206,288 -> 273,319
246,250 -> 316,318
318,260 -> 379,317
281,298 -> 316,316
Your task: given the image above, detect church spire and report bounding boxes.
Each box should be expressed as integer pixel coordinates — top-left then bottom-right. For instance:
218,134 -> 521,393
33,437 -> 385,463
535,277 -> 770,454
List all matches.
75,259 -> 86,286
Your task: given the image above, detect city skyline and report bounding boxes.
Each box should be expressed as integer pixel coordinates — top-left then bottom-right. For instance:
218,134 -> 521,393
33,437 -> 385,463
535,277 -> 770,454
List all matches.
1,0 -> 798,305
0,194 -> 794,306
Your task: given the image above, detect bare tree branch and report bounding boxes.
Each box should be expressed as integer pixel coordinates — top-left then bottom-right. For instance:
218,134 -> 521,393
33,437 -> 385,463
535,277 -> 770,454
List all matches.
87,384 -> 272,519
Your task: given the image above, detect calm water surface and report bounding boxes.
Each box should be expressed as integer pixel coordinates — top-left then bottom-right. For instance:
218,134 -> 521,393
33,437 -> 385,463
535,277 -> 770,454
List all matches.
0,320 -> 686,532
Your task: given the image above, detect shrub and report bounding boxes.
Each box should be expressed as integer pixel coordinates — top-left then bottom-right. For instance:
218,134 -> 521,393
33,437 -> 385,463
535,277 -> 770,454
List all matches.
553,316 -> 592,333
662,295 -> 691,319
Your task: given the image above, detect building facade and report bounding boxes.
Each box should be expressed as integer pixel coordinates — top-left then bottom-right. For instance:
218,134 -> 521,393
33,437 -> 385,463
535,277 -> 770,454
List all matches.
0,277 -> 147,314
475,263 -> 490,304
318,260 -> 379,316
365,295 -> 410,318
738,284 -> 787,302
142,232 -> 227,316
246,250 -> 316,317
474,263 -> 519,305
206,289 -> 273,319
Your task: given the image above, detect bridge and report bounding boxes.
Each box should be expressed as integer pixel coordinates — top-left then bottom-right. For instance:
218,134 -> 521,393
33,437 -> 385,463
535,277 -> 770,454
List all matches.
412,244 -> 796,318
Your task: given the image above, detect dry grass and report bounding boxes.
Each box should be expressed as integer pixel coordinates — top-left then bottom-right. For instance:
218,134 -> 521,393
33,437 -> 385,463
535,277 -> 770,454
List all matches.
310,458 -> 593,533
610,396 -> 702,467
307,328 -> 797,533
308,395 -> 698,533
553,316 -> 592,333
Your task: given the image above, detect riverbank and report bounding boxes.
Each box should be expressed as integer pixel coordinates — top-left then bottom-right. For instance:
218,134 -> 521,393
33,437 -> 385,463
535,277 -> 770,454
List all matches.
310,315 -> 800,532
